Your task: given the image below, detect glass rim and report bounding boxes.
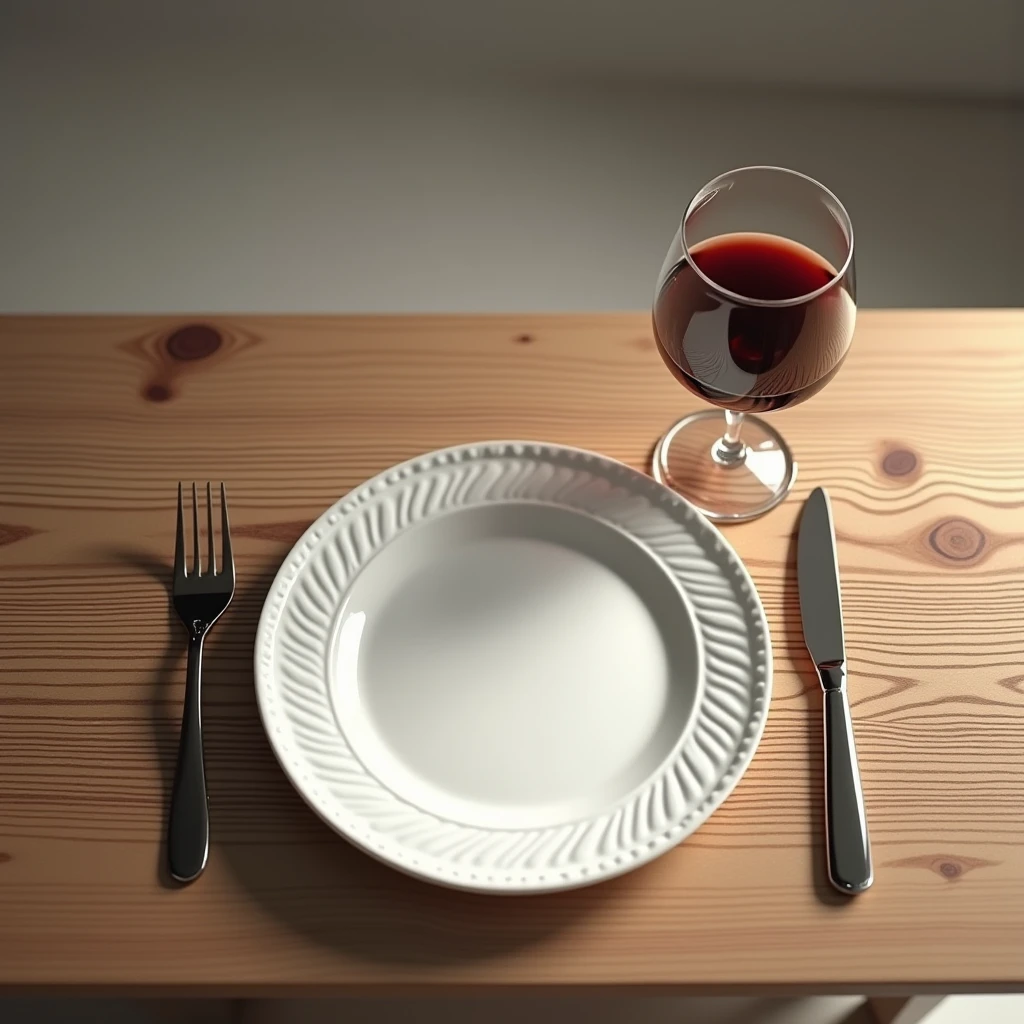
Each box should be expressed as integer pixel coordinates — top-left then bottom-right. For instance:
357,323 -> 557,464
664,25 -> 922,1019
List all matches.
680,165 -> 855,309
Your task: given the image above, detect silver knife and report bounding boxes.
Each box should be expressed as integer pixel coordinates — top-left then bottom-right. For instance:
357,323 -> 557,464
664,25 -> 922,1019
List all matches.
797,486 -> 873,894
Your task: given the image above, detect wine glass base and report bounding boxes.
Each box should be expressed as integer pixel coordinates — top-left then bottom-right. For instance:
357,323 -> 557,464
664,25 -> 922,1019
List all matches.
652,410 -> 796,523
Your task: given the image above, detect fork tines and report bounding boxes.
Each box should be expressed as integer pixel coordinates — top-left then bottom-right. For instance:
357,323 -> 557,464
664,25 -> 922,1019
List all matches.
174,481 -> 233,583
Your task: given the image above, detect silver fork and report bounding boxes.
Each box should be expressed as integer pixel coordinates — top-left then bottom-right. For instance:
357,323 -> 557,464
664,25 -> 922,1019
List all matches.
169,482 -> 234,883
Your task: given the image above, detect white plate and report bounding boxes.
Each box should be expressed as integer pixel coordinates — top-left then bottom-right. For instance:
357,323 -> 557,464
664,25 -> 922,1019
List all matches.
255,442 -> 771,893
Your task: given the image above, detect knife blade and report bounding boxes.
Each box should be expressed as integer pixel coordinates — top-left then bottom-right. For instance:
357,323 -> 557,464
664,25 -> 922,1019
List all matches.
797,486 -> 873,894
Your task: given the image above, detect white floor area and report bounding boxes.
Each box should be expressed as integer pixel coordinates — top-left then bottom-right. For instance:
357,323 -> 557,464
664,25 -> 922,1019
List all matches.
0,997 -> 875,1023
2,995 -> 1024,1023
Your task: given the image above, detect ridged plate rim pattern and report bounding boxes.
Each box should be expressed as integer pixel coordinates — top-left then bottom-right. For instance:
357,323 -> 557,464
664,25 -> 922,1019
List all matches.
254,441 -> 771,893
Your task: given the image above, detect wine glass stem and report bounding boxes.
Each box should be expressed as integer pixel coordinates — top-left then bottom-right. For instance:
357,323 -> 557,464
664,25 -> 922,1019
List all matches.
713,410 -> 747,466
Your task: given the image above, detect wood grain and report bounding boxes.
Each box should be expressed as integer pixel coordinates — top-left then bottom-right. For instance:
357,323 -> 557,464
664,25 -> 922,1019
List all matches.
0,312 -> 1023,992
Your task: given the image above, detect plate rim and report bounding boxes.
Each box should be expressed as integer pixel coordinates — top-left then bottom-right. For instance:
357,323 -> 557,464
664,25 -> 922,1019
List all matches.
254,440 -> 772,894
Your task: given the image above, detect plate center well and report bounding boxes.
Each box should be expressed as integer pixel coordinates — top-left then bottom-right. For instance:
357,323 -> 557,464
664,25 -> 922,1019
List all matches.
330,502 -> 703,829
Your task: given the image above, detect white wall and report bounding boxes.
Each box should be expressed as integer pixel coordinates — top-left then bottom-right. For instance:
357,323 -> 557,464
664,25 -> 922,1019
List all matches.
0,11 -> 1020,313
6,0 -> 1024,98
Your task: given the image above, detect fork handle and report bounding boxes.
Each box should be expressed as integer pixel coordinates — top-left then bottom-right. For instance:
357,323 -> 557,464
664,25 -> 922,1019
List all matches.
168,634 -> 209,883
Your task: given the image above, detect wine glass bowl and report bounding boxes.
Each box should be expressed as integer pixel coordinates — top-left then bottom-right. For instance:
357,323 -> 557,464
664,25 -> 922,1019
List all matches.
652,166 -> 856,522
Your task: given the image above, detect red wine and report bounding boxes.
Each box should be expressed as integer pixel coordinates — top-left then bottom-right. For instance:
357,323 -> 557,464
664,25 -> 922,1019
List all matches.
653,232 -> 855,412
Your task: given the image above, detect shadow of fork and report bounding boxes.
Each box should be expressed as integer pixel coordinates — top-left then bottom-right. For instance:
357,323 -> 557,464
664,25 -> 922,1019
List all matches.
97,545 -> 184,889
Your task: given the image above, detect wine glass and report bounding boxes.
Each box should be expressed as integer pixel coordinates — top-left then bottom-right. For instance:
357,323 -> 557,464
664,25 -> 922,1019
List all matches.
652,166 -> 856,522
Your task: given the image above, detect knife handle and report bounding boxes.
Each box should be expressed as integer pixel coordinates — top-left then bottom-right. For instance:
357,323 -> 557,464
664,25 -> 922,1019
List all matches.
823,687 -> 873,894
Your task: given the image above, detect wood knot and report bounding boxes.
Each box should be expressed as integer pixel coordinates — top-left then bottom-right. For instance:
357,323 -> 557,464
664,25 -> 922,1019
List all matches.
514,333 -> 534,344
882,448 -> 918,477
628,336 -> 656,351
0,523 -> 38,547
0,852 -> 11,864
124,320 -> 259,404
887,853 -> 997,880
928,518 -> 986,563
877,443 -> 922,485
143,383 -> 173,403
166,323 -> 223,361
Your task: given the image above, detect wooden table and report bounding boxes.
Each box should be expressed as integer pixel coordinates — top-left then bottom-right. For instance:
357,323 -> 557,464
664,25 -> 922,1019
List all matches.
1,312 -> 1022,994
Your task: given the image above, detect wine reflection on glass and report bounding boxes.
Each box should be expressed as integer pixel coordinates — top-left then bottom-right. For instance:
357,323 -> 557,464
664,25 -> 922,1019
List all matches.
652,166 -> 857,522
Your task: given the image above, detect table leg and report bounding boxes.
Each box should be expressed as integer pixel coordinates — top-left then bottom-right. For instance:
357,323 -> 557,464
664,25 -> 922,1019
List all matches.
869,996 -> 946,1024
